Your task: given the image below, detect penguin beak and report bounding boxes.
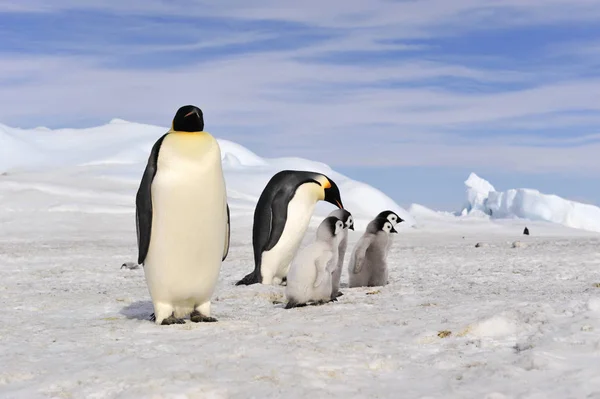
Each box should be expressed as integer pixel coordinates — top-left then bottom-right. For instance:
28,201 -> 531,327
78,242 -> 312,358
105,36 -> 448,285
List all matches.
349,224 -> 355,230
391,226 -> 398,234
323,177 -> 344,209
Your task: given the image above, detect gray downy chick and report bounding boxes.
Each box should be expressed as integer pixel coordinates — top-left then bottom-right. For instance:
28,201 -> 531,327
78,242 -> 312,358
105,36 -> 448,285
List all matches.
285,216 -> 345,309
327,208 -> 354,299
348,216 -> 399,288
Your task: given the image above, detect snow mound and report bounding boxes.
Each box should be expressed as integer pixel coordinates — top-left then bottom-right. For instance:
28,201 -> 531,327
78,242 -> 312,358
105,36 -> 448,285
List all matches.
0,124 -> 46,172
461,173 -> 600,233
466,314 -> 518,338
0,120 -> 414,225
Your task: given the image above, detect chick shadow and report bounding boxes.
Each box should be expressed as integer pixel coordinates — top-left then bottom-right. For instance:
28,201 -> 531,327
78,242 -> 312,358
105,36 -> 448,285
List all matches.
120,300 -> 154,321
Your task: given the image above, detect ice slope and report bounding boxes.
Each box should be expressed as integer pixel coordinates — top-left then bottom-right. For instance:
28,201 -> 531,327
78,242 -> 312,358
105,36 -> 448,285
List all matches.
0,120 -> 415,226
461,172 -> 600,233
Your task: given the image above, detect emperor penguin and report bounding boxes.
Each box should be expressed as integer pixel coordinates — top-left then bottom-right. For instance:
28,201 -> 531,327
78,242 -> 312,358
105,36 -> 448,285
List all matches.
235,170 -> 344,286
327,208 -> 354,299
284,216 -> 345,309
348,216 -> 401,288
135,105 -> 230,325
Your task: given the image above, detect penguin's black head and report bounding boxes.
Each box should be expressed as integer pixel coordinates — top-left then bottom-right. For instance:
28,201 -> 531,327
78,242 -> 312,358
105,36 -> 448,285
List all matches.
330,208 -> 354,230
172,105 -> 204,132
321,175 -> 344,209
376,210 -> 403,226
372,216 -> 398,234
318,216 -> 345,240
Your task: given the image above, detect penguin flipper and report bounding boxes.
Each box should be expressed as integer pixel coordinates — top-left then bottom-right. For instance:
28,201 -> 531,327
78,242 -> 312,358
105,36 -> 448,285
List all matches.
222,202 -> 230,261
313,252 -> 333,288
263,189 -> 293,251
135,133 -> 168,265
244,189 -> 289,285
351,235 -> 374,274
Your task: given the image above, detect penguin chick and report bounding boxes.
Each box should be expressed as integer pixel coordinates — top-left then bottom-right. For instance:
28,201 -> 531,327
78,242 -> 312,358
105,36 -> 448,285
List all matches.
285,216 -> 345,309
348,216 -> 400,288
375,210 -> 404,254
327,208 -> 354,299
376,210 -> 403,226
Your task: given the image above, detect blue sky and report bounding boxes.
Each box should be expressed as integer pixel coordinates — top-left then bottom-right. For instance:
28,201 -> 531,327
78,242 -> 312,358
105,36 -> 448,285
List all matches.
2,0 -> 600,210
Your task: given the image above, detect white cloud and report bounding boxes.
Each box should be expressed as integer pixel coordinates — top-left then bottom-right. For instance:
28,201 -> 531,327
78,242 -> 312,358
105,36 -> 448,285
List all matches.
1,0 -> 600,173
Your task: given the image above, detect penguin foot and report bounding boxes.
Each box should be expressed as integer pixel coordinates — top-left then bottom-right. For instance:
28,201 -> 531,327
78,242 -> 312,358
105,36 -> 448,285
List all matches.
329,297 -> 338,303
149,313 -> 156,322
190,310 -> 217,323
284,301 -> 307,309
160,315 -> 186,325
336,291 -> 344,297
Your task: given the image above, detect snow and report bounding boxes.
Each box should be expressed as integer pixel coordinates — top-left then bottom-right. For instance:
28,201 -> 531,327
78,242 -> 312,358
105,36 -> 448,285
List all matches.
461,173 -> 600,233
1,120 -> 600,398
0,121 -> 415,226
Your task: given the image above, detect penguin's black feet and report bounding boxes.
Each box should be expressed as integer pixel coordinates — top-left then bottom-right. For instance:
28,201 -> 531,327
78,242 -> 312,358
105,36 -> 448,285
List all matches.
190,310 -> 217,323
284,301 -> 307,309
160,315 -> 186,325
149,313 -> 156,322
329,297 -> 338,303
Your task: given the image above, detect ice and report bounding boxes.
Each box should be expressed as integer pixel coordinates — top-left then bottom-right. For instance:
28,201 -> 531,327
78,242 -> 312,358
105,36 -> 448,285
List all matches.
0,120 -> 414,225
1,120 -> 600,398
461,173 -> 600,233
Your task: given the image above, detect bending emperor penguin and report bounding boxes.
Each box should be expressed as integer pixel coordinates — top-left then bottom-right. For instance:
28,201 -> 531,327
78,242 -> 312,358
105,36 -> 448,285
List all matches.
327,208 -> 354,299
285,216 -> 345,309
348,216 -> 400,288
235,170 -> 344,286
135,105 -> 230,325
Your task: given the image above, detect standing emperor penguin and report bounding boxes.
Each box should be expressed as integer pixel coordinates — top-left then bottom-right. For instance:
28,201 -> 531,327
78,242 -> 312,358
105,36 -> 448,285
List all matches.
285,216 -> 346,309
327,208 -> 354,299
135,105 -> 230,325
235,170 -> 344,286
348,216 -> 400,288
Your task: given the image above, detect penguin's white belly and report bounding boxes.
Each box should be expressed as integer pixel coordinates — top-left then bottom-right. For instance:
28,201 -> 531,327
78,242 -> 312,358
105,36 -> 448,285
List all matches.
260,184 -> 318,283
143,133 -> 226,313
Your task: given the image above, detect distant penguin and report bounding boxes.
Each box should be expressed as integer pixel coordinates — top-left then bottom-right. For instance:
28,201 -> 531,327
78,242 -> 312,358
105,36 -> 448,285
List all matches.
327,208 -> 354,299
285,216 -> 345,309
135,105 -> 230,325
348,216 -> 400,288
523,227 -> 530,235
235,170 -> 344,286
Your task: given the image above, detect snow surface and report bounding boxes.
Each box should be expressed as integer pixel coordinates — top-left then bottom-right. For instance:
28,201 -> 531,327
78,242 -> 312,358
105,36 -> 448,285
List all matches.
1,121 -> 600,398
0,121 -> 415,227
461,173 -> 600,233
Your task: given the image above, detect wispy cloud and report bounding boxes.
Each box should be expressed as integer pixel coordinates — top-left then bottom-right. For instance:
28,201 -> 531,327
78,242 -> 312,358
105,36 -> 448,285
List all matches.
1,0 -> 600,174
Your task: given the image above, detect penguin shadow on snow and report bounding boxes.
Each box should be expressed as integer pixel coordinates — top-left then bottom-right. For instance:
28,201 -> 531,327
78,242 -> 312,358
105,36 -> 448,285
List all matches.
120,300 -> 154,321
